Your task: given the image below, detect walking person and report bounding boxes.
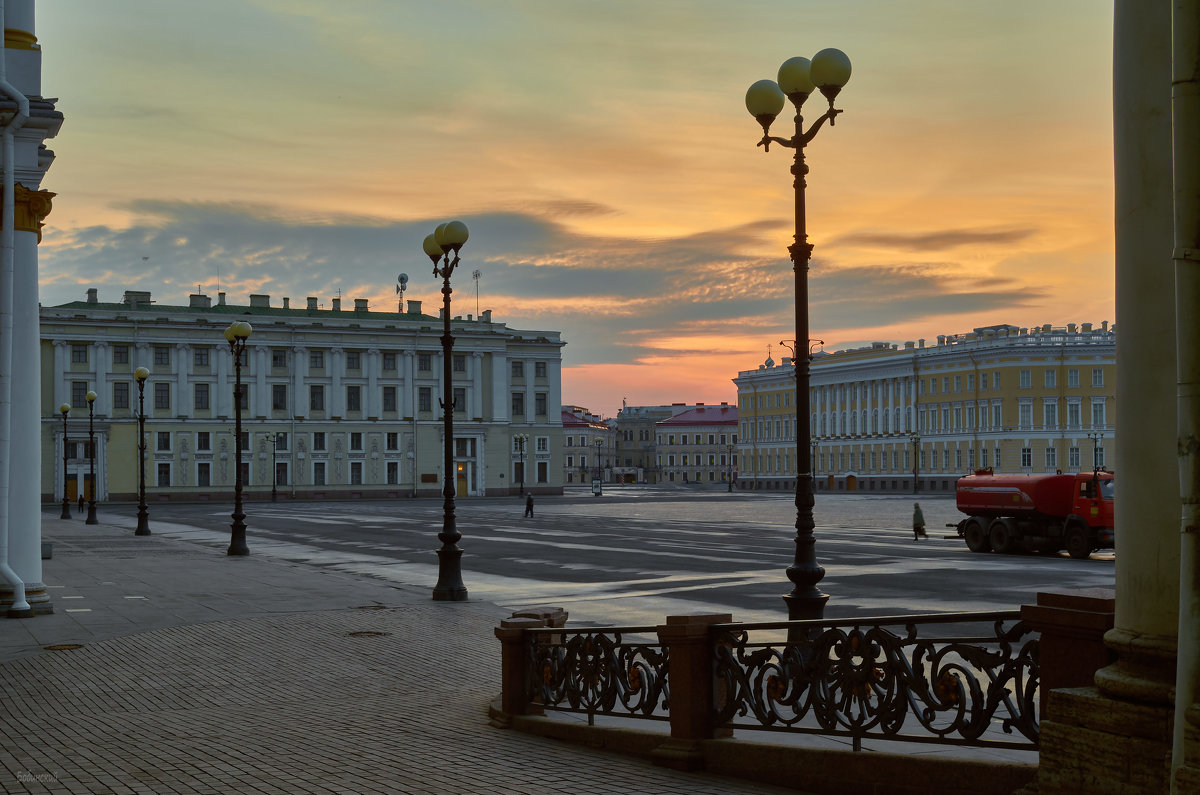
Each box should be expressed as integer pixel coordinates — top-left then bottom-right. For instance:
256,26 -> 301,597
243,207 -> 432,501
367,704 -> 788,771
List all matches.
524,494 -> 534,518
913,502 -> 927,540
77,494 -> 85,515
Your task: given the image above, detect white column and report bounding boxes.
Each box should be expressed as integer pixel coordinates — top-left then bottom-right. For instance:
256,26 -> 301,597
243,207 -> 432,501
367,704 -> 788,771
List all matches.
402,349 -> 415,418
525,357 -> 534,423
254,345 -> 268,417
367,348 -> 380,418
216,345 -> 231,417
293,346 -> 307,416
91,341 -> 109,416
176,343 -> 191,417
548,356 -> 562,424
471,351 -> 483,418
492,353 -> 508,422
330,346 -> 344,416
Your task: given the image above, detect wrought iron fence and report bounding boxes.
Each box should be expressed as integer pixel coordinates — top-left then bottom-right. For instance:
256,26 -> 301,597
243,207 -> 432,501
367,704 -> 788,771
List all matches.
526,626 -> 668,726
712,612 -> 1039,751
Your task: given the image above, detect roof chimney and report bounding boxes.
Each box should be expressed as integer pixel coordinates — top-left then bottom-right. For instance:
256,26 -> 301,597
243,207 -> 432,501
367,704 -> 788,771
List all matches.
407,300 -> 421,314
282,297 -> 290,309
307,297 -> 318,311
86,288 -> 97,304
332,297 -> 341,311
218,292 -> 226,306
481,309 -> 491,322
249,294 -> 270,308
189,294 -> 211,309
354,298 -> 368,312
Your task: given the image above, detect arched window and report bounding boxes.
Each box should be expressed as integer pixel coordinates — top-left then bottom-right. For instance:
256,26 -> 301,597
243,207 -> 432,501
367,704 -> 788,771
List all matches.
850,413 -> 857,435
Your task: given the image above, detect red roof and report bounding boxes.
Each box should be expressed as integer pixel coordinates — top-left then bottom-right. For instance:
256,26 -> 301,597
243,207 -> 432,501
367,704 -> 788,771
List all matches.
562,410 -> 607,429
656,405 -> 737,426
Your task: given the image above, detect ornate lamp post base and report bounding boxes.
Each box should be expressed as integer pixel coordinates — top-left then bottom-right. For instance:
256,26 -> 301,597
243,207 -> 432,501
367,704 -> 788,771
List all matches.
228,514 -> 249,556
433,546 -> 468,601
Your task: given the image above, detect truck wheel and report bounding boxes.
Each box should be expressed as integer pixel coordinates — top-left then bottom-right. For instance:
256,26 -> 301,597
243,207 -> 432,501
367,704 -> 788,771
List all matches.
1066,527 -> 1092,560
989,519 -> 1016,555
964,520 -> 991,553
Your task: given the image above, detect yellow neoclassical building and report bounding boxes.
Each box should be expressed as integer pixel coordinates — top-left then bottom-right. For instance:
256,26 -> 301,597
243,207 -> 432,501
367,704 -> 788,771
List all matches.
733,323 -> 1116,493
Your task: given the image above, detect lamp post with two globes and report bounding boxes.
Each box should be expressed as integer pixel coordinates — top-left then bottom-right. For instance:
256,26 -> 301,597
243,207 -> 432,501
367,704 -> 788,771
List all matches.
224,320 -> 253,556
744,48 -> 851,623
85,390 -> 98,524
423,220 -> 470,602
134,367 -> 151,535
59,403 -> 71,519
514,433 -> 529,496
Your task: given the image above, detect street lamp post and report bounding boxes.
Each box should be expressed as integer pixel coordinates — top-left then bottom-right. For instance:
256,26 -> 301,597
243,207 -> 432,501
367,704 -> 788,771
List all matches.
134,367 -> 151,535
1088,431 -> 1105,473
910,433 -> 921,494
85,390 -> 98,524
745,48 -> 851,623
594,438 -> 603,482
267,433 -> 278,501
727,443 -> 735,491
515,433 -> 528,496
224,320 -> 253,556
59,403 -> 71,519
423,220 -> 470,602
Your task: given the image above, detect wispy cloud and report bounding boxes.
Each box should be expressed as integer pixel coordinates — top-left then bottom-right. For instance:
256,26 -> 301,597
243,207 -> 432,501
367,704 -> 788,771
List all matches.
829,226 -> 1038,252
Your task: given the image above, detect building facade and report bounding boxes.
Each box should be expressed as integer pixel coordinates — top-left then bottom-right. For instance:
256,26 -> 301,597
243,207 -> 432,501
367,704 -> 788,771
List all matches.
40,289 -> 566,502
613,403 -> 700,483
560,406 -> 616,484
654,404 -> 738,485
733,323 -> 1116,493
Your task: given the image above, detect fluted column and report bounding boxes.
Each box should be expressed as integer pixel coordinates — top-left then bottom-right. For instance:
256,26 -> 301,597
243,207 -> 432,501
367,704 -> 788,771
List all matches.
253,345 -> 268,417
471,351 -> 483,418
293,346 -> 307,415
176,343 -> 191,417
402,349 -> 415,418
330,346 -> 344,417
367,347 -> 380,418
92,341 -> 109,415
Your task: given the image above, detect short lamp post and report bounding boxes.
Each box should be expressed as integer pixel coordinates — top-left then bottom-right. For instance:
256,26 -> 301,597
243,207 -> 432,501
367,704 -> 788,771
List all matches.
85,390 -> 98,524
134,367 -> 151,535
594,438 -> 603,482
59,403 -> 71,519
224,320 -> 253,556
423,219 -> 470,602
745,48 -> 851,623
267,433 -> 278,501
910,433 -> 921,494
514,433 -> 529,496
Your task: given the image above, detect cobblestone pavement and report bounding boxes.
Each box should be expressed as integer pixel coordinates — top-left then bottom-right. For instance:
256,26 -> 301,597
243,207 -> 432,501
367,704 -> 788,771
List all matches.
1,515 -> 798,794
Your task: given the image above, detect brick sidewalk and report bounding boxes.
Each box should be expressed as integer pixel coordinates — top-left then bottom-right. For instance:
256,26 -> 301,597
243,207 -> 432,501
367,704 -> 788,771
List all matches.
0,515 -> 795,794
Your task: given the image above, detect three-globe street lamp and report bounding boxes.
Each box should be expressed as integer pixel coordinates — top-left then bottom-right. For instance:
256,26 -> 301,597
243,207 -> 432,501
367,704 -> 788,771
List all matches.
134,367 -> 151,535
745,48 -> 851,623
85,390 -> 98,524
266,433 -> 279,501
423,220 -> 471,602
1088,431 -> 1105,473
910,433 -> 921,494
594,438 -> 603,483
59,403 -> 71,519
224,320 -> 253,556
514,433 -> 529,496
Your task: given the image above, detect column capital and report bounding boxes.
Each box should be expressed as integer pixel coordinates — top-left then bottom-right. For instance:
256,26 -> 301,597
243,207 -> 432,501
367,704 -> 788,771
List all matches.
93,340 -> 109,349
53,339 -> 68,348
293,345 -> 307,355
175,342 -> 191,351
367,347 -> 381,357
12,182 -> 55,242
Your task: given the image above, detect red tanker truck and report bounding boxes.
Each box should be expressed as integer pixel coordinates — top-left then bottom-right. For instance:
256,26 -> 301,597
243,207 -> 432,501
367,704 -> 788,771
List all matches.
951,469 -> 1115,559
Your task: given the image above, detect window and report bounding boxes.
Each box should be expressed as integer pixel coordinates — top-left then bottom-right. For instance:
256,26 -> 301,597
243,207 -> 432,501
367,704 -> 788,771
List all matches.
1094,445 -> 1106,469
453,354 -> 466,372
452,386 -> 466,411
966,374 -> 974,392
383,352 -> 396,370
239,431 -> 249,451
1069,446 -> 1080,468
512,361 -> 524,378
1091,401 -> 1106,427
197,432 -> 211,451
71,344 -> 88,364
194,347 -> 210,367
953,375 -> 961,393
1044,402 -> 1058,429
197,462 -> 211,487
981,373 -> 988,390
383,386 -> 397,413
310,385 -> 325,411
1019,369 -> 1031,388
309,350 -> 325,369
992,403 -> 1002,428
512,392 -> 524,416
386,432 -> 399,450
154,346 -> 170,366
418,353 -> 431,371
1018,402 -> 1032,428
351,461 -> 363,485
275,462 -> 288,487
350,432 -> 363,452
195,383 -> 210,410
981,448 -> 989,469
346,350 -> 361,370
314,462 -> 326,486
387,461 -> 398,484
272,349 -> 287,368
157,463 -> 171,487
72,381 -> 88,408
272,384 -> 287,411
1068,402 -> 1081,428
347,385 -> 361,412
419,387 -> 432,413
313,432 -> 326,452
157,432 -> 171,451
536,436 -> 548,452
1046,446 -> 1057,468
114,382 -> 130,410
113,346 -> 129,365
535,361 -> 547,378
1092,368 -> 1104,387
538,460 -> 548,483
238,386 -> 248,411
1068,368 -> 1080,388
239,461 -> 250,485
534,393 -> 546,415
154,382 -> 170,410
1045,370 -> 1057,388
994,371 -> 1001,389
1021,447 -> 1033,468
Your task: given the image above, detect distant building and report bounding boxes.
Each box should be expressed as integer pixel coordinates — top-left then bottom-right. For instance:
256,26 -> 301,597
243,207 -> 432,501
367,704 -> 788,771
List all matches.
654,404 -> 738,486
560,406 -> 615,484
613,403 -> 700,483
40,289 -> 566,501
733,323 -> 1116,493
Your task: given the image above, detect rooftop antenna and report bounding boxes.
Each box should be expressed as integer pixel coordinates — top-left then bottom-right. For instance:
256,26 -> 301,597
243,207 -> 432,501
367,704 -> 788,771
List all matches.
396,272 -> 408,313
472,269 -> 481,315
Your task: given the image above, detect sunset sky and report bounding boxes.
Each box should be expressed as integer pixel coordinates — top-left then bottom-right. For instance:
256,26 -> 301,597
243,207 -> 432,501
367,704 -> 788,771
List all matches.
35,1 -> 1115,418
